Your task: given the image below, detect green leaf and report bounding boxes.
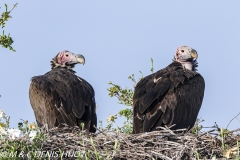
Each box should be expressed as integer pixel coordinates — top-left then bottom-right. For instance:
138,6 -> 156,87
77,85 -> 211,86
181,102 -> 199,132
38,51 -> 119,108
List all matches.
0,3 -> 17,51
4,4 -> 7,10
106,57 -> 155,133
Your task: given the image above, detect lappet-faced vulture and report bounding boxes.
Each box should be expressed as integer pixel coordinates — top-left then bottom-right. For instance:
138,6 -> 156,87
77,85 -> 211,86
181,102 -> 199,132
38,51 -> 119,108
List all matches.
133,46 -> 205,133
29,50 -> 97,132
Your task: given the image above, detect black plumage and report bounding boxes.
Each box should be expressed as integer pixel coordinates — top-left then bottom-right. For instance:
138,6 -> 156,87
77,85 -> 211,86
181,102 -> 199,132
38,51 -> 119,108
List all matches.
29,50 -> 97,132
133,46 -> 205,133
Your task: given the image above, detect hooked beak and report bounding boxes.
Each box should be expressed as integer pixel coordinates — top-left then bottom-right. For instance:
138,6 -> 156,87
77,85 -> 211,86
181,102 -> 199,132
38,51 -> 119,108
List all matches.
75,54 -> 85,65
191,49 -> 198,59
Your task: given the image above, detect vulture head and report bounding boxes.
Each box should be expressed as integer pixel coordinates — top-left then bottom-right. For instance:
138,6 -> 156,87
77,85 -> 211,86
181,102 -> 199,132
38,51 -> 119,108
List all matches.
174,46 -> 198,71
51,50 -> 85,70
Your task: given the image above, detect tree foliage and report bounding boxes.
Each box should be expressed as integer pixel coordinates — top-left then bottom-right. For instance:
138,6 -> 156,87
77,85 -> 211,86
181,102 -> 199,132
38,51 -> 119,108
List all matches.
106,58 -> 154,134
0,3 -> 17,52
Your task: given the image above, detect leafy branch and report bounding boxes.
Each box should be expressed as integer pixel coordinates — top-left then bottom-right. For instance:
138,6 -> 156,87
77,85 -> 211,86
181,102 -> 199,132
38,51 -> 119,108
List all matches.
0,3 -> 18,52
108,82 -> 134,107
106,58 -> 154,134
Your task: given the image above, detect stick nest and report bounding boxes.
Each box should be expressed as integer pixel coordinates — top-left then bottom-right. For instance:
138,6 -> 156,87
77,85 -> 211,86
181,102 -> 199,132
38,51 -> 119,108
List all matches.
1,124 -> 240,160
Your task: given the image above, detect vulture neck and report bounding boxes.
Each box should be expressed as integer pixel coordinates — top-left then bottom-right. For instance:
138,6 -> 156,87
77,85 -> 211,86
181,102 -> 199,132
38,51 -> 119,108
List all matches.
52,66 -> 76,73
51,60 -> 76,73
180,61 -> 193,70
172,60 -> 198,71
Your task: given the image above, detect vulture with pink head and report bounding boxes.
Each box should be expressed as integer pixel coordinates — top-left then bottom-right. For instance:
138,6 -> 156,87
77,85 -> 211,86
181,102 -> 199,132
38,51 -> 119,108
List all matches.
29,50 -> 97,132
133,46 -> 205,133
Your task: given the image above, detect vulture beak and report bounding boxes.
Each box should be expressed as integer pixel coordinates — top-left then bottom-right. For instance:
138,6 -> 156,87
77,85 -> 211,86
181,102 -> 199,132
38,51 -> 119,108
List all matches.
191,50 -> 198,59
75,54 -> 85,65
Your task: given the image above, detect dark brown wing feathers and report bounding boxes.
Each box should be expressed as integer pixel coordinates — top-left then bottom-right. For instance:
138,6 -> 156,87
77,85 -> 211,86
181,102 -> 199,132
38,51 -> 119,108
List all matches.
29,68 -> 97,132
133,61 -> 205,133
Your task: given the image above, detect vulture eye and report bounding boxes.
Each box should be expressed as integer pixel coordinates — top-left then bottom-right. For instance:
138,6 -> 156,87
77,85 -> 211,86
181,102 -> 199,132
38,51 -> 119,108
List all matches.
181,50 -> 184,53
65,54 -> 69,57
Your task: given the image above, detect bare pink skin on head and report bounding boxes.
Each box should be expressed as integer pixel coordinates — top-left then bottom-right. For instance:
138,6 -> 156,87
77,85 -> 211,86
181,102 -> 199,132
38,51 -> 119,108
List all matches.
51,50 -> 85,70
174,46 -> 197,71
57,50 -> 74,65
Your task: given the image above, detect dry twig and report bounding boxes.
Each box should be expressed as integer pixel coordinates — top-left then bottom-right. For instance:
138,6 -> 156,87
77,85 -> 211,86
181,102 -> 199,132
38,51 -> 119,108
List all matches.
2,123 -> 240,159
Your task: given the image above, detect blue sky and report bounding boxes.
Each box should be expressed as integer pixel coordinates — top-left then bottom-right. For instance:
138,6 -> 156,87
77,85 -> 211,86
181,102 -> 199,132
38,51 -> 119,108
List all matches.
1,1 -> 240,130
